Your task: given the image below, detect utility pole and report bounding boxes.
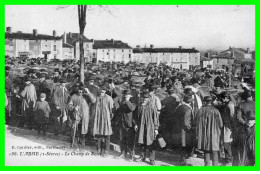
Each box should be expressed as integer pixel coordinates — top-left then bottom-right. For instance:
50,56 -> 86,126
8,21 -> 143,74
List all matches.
78,5 -> 87,83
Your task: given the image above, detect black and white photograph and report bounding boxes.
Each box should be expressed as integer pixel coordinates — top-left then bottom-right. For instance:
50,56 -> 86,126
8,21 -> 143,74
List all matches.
4,5 -> 255,166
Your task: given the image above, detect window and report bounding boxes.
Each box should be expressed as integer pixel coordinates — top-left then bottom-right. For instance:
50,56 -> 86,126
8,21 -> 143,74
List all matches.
103,50 -> 104,52
54,55 -> 57,59
114,50 -> 115,52
129,54 -> 131,58
54,45 -> 57,51
122,50 -> 124,52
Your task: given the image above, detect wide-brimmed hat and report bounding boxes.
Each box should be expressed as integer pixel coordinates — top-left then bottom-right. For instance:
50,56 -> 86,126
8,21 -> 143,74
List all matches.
183,95 -> 194,103
38,73 -> 46,79
243,90 -> 252,99
166,86 -> 176,93
184,88 -> 194,96
247,111 -> 255,120
123,89 -> 132,95
142,91 -> 150,98
59,78 -> 67,83
24,76 -> 32,82
204,96 -> 213,102
87,75 -> 96,81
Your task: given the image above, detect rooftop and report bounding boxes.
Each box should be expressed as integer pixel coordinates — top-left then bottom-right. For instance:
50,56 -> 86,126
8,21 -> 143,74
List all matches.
62,33 -> 92,45
133,47 -> 199,53
93,40 -> 132,49
62,43 -> 74,48
5,32 -> 61,40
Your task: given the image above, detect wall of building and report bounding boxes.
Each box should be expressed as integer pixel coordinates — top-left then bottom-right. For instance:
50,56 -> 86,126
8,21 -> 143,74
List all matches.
5,38 -> 15,57
62,47 -> 74,59
202,60 -> 214,69
75,42 -> 93,61
15,39 -> 29,57
40,39 -> 62,59
95,48 -> 132,63
213,58 -> 234,69
29,40 -> 41,58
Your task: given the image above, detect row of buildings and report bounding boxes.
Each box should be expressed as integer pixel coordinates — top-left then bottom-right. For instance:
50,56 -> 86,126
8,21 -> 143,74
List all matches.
200,47 -> 254,70
5,27 -> 254,70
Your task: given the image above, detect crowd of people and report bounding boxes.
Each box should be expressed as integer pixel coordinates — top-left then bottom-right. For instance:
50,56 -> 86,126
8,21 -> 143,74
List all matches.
5,57 -> 255,166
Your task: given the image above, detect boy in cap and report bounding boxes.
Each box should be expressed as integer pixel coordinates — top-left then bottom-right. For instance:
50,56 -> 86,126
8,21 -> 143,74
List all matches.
34,93 -> 51,139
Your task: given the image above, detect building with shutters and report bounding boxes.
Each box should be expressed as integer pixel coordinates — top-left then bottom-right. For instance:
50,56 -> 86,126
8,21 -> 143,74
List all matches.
5,27 -> 63,59
133,45 -> 200,70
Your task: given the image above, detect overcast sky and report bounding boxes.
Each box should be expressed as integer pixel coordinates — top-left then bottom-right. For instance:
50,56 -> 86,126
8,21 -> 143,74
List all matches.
5,5 -> 255,51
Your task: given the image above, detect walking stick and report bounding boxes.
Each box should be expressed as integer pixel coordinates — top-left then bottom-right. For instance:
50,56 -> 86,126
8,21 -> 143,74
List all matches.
131,128 -> 138,161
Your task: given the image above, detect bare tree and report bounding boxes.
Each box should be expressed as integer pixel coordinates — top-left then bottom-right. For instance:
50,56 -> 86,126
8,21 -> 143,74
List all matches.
57,5 -> 113,83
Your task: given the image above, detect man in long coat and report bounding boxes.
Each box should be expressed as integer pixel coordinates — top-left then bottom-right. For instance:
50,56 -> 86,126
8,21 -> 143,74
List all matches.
233,90 -> 255,166
196,96 -> 223,166
85,75 -> 100,135
68,87 -> 96,147
5,71 -> 13,125
116,89 -> 137,159
92,86 -> 114,157
135,91 -> 159,166
38,74 -> 51,102
51,78 -> 70,136
220,92 -> 235,166
20,76 -> 37,129
172,95 -> 194,165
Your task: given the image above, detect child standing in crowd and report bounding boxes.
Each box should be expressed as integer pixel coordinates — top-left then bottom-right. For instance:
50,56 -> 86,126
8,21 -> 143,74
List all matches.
34,93 -> 51,139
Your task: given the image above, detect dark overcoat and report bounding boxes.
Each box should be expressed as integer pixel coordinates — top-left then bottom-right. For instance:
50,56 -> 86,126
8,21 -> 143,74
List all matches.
196,105 -> 223,151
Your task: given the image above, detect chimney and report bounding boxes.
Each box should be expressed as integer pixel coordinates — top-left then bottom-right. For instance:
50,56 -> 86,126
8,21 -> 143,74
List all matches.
111,39 -> 114,44
68,32 -> 72,38
63,32 -> 67,43
91,39 -> 95,45
53,30 -> 56,37
6,27 -> 12,33
229,46 -> 232,50
150,44 -> 154,49
17,31 -> 22,34
247,48 -> 250,53
179,46 -> 182,49
33,29 -> 38,36
192,47 -> 195,50
136,45 -> 140,48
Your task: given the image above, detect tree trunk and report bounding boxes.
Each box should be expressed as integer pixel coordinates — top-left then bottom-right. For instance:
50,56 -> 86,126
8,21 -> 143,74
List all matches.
78,5 -> 87,83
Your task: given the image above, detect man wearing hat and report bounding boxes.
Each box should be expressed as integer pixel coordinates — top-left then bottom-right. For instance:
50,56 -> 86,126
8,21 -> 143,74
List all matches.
232,90 -> 255,166
196,96 -> 223,166
220,91 -> 235,166
51,78 -> 70,136
147,84 -> 162,117
38,73 -> 51,102
116,89 -> 137,160
172,95 -> 195,165
92,85 -> 114,157
20,76 -> 37,129
85,74 -> 100,136
236,90 -> 255,127
68,86 -> 96,147
233,108 -> 255,166
135,90 -> 159,165
52,69 -> 61,83
5,71 -> 13,125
